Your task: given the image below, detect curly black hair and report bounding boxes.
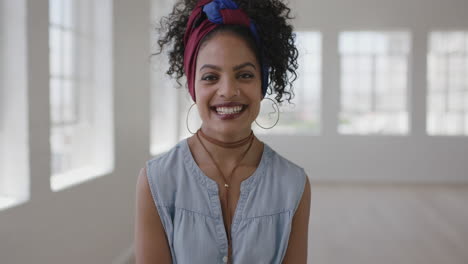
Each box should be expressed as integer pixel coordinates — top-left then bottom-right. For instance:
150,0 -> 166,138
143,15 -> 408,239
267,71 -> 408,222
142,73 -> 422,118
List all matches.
153,0 -> 298,103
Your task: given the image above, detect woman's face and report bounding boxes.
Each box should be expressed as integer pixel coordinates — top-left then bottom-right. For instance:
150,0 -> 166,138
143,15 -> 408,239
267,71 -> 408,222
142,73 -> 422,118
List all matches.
195,32 -> 262,138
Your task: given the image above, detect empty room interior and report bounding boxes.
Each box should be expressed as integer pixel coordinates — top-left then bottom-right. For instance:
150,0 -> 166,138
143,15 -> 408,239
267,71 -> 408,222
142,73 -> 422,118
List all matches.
1,0 -> 467,263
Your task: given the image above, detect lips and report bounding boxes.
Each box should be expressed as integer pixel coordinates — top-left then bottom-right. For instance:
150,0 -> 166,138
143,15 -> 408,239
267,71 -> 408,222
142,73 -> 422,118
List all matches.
210,102 -> 248,120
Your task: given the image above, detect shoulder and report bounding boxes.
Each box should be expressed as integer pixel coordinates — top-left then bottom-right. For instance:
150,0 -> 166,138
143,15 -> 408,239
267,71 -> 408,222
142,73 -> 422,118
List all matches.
145,140 -> 188,206
135,167 -> 173,263
269,146 -> 304,172
264,143 -> 307,187
147,140 -> 187,171
270,148 -> 309,215
260,143 -> 308,211
146,140 -> 190,183
136,166 -> 151,200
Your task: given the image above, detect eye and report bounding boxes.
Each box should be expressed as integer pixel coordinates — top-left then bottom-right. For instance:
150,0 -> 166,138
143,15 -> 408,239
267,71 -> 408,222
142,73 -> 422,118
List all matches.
238,72 -> 254,79
201,74 -> 218,81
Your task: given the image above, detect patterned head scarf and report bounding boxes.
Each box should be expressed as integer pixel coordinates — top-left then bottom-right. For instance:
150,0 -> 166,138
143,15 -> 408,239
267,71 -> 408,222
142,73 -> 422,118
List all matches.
183,0 -> 269,102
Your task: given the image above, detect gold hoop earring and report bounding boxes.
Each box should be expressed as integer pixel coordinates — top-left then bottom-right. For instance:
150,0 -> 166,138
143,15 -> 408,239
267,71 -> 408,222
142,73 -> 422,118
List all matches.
255,97 -> 280,129
186,103 -> 198,135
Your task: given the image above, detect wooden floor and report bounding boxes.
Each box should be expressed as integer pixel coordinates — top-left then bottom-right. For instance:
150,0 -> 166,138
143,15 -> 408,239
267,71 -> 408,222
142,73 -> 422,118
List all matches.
308,183 -> 468,264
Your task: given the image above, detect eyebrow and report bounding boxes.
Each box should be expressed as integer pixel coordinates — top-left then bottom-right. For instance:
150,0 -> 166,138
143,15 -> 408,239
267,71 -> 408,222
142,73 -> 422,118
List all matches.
199,62 -> 257,72
233,62 -> 256,71
199,64 -> 222,72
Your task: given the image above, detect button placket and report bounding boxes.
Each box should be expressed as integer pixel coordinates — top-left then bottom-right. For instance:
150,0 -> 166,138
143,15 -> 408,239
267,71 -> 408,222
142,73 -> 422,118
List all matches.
208,189 -> 229,258
184,139 -> 272,263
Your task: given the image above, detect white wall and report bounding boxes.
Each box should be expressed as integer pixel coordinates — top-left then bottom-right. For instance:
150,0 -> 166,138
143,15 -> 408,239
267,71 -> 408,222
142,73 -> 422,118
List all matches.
1,0 -> 467,263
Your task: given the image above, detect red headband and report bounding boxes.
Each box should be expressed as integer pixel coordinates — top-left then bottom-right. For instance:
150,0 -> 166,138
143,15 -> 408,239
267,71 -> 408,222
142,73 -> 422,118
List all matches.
183,0 -> 251,102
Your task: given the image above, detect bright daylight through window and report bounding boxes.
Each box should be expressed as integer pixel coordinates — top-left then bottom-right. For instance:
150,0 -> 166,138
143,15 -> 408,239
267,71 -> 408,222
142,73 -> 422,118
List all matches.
427,31 -> 468,136
339,31 -> 410,135
49,0 -> 113,191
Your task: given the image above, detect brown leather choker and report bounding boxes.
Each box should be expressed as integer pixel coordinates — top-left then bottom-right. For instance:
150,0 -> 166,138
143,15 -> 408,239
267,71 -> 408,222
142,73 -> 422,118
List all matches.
198,129 -> 254,149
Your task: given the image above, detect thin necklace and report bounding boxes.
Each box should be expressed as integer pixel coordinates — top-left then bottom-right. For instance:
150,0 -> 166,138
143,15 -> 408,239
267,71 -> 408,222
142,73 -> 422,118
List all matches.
196,130 -> 255,261
198,129 -> 253,149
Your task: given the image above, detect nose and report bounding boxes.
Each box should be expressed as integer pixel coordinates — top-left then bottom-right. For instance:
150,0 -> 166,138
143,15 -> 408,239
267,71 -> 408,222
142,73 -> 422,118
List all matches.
217,76 -> 239,99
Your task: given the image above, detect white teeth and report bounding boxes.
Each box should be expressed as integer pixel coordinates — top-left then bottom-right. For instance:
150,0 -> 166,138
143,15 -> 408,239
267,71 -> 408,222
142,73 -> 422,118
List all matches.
215,106 -> 243,115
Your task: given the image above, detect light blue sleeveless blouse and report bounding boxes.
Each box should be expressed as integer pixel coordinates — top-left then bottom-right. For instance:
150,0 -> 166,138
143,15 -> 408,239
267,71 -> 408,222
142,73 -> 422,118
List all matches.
146,139 -> 306,264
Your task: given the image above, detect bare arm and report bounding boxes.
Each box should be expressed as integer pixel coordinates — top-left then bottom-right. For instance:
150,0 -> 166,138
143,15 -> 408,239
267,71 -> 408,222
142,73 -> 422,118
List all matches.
134,167 -> 172,264
282,175 -> 311,264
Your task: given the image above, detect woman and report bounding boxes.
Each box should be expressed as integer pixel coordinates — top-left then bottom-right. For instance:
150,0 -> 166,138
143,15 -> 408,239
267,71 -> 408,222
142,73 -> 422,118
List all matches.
135,0 -> 311,263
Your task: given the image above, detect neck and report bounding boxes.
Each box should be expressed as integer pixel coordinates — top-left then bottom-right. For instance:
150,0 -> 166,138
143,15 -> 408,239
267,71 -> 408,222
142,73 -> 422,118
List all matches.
199,126 -> 253,144
198,129 -> 253,149
195,127 -> 256,165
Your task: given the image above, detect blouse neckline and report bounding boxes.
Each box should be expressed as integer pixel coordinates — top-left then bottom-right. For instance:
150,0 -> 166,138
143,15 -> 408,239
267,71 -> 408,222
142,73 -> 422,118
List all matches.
182,137 -> 272,193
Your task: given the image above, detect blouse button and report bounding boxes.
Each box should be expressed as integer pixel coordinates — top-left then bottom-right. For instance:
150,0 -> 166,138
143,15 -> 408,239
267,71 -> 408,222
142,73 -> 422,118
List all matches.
222,256 -> 228,263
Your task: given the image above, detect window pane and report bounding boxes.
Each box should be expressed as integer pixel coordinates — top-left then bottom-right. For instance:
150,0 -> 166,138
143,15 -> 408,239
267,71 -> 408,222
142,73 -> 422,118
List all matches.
49,0 -> 114,190
428,91 -> 445,112
427,31 -> 468,136
62,30 -> 74,77
339,31 -> 410,135
49,0 -> 63,25
49,27 -> 62,76
63,0 -> 73,28
50,78 -> 62,124
51,125 -> 74,174
62,80 -> 77,123
49,0 -> 80,174
375,55 -> 407,111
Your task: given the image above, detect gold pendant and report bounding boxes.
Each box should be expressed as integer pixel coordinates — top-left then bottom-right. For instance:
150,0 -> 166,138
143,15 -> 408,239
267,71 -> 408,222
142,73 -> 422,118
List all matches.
224,183 -> 229,188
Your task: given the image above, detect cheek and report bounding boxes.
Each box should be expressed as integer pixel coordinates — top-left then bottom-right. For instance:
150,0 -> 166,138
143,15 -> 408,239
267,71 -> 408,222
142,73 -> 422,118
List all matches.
248,96 -> 262,118
194,82 -> 206,102
195,86 -> 212,103
252,101 -> 261,117
246,84 -> 263,117
194,84 -> 213,117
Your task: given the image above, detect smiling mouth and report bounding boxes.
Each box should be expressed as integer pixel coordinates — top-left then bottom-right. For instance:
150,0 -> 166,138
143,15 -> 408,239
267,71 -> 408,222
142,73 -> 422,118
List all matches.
210,104 -> 248,116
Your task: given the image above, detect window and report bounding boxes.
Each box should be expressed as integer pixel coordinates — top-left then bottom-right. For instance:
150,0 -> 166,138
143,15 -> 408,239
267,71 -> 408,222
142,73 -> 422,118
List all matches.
49,0 -> 113,191
339,31 -> 410,135
0,0 -> 29,210
427,31 -> 468,136
255,31 -> 322,135
150,0 -> 183,154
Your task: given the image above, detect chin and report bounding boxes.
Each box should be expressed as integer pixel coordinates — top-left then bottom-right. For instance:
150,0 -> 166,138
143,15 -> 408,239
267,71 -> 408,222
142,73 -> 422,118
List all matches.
209,122 -> 253,137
